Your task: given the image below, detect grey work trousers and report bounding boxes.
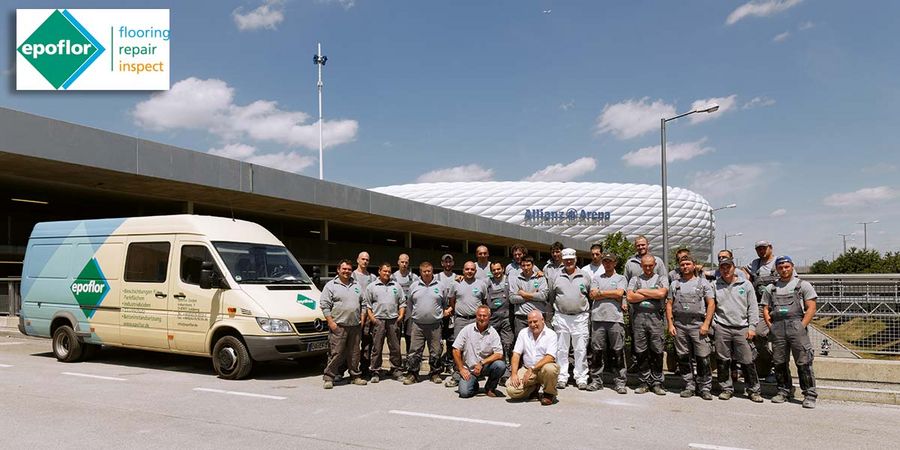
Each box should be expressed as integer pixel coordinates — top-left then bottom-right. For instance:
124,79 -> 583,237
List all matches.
407,321 -> 443,377
370,318 -> 402,373
714,323 -> 761,394
674,320 -> 712,393
324,324 -> 361,381
632,311 -> 665,387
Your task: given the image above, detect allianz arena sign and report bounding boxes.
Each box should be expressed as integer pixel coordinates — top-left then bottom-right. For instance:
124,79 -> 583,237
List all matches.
523,208 -> 612,224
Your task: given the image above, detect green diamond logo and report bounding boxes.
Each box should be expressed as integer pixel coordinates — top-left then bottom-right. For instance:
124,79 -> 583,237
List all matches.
70,258 -> 110,319
297,294 -> 317,310
17,9 -> 105,89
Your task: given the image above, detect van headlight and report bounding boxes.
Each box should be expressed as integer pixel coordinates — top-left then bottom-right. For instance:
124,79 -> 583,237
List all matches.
256,317 -> 294,333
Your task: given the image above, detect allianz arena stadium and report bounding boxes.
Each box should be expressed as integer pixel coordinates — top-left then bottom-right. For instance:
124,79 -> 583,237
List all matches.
372,182 -> 714,256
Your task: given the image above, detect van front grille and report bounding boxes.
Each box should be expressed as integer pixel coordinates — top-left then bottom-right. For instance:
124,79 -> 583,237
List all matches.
294,320 -> 327,333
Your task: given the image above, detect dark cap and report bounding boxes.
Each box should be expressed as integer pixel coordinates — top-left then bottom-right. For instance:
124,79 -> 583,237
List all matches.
718,257 -> 735,266
775,255 -> 793,266
601,252 -> 617,261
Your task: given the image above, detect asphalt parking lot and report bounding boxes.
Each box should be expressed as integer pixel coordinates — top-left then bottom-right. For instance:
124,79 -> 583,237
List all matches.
1,333 -> 898,450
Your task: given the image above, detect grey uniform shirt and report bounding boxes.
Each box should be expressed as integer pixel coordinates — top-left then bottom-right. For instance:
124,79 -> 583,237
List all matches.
762,278 -> 817,318
486,276 -> 510,316
392,270 -> 420,320
628,273 -> 669,314
454,278 -> 488,317
475,261 -> 492,280
365,279 -> 406,320
713,277 -> 759,328
509,272 -> 549,316
452,322 -> 502,369
625,254 -> 667,283
352,270 -> 376,293
591,272 -> 628,323
408,278 -> 449,325
552,269 -> 591,315
320,278 -> 364,326
667,276 -> 714,320
505,262 -> 522,280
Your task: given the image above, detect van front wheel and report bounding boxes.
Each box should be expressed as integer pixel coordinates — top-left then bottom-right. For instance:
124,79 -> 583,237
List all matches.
212,335 -> 253,380
52,325 -> 83,362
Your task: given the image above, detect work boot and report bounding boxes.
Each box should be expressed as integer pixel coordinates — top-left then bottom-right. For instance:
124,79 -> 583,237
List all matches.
557,381 -> 567,390
586,382 -> 603,392
370,373 -> 380,384
444,375 -> 458,388
540,393 -> 555,406
802,397 -> 817,409
719,391 -> 733,401
680,389 -> 694,398
634,384 -> 650,394
771,393 -> 788,403
615,386 -> 628,395
577,382 -> 588,390
749,392 -> 764,403
652,385 -> 667,396
430,374 -> 443,384
700,391 -> 714,401
402,374 -> 417,385
323,380 -> 334,389
350,377 -> 368,386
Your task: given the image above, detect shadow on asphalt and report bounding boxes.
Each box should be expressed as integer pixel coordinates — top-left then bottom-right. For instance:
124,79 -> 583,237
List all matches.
30,347 -> 326,381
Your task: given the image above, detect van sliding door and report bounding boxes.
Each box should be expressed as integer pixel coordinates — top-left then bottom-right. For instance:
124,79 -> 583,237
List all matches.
120,237 -> 172,349
168,238 -> 224,353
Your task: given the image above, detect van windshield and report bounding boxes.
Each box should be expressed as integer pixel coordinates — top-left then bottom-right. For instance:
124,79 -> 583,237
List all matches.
212,242 -> 312,284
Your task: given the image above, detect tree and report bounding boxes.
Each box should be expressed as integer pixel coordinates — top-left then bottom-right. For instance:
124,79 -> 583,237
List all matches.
601,232 -> 635,274
808,248 -> 900,274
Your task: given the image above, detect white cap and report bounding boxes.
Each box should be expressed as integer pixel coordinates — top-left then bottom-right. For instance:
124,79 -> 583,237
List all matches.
561,248 -> 577,260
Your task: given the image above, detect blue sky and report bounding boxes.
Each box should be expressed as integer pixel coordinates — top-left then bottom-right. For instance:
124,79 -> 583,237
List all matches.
3,0 -> 899,265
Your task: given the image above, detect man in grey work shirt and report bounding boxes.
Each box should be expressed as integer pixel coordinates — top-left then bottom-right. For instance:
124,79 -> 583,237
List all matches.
624,235 -> 667,372
474,245 -> 492,280
452,305 -> 506,398
486,261 -> 514,379
404,261 -> 453,385
551,248 -> 591,390
506,243 -> 527,279
392,253 -> 419,357
587,252 -> 628,393
353,251 -> 377,378
713,257 -> 763,402
445,261 -> 488,387
745,240 -> 779,381
509,255 -> 550,337
666,257 -> 716,400
320,259 -> 368,389
627,254 -> 669,395
364,262 -> 406,383
436,253 -> 459,373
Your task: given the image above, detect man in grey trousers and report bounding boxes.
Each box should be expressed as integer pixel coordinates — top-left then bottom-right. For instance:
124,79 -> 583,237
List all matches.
320,259 -> 368,389
713,257 -> 763,402
364,262 -> 406,383
404,261 -> 453,385
667,256 -> 716,400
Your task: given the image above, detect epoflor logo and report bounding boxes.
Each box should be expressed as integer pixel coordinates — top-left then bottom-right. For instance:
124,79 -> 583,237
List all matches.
297,294 -> 317,310
70,258 -> 110,318
17,10 -> 104,90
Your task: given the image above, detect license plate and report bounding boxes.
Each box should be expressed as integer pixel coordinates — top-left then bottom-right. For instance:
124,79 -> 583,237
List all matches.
308,341 -> 328,352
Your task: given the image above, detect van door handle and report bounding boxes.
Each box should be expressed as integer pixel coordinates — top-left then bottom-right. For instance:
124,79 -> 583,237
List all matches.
173,293 -> 186,300
155,291 -> 167,298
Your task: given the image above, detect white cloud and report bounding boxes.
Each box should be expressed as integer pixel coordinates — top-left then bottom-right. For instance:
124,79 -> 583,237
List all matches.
726,0 -> 804,26
823,186 -> 900,207
743,96 -> 776,109
689,163 -> 769,200
770,208 -> 787,217
318,0 -> 356,9
523,157 -> 596,182
798,21 -> 815,31
233,0 -> 285,31
209,143 -> 316,173
416,164 -> 495,183
689,95 -> 737,124
559,101 -> 575,111
595,97 -> 675,140
133,77 -> 358,150
772,31 -> 791,43
622,138 -> 714,168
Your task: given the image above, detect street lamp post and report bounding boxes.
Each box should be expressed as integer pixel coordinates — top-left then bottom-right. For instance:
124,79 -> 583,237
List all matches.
724,232 -> 743,252
709,203 -> 737,264
857,220 -> 879,250
313,43 -> 328,180
837,233 -> 854,254
661,103 -> 719,267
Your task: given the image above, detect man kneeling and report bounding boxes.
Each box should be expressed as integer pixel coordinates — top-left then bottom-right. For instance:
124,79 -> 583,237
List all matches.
506,310 -> 560,406
452,305 -> 506,398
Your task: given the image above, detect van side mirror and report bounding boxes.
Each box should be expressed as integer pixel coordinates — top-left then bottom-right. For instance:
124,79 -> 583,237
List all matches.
200,261 -> 215,289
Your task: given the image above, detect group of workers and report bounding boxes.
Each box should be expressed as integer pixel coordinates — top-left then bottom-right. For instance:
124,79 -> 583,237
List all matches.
318,237 -> 819,409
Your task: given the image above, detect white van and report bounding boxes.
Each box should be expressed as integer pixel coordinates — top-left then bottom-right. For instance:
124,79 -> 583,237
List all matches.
18,214 -> 328,379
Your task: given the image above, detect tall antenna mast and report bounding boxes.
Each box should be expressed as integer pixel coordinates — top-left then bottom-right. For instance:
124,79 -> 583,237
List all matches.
313,42 -> 327,180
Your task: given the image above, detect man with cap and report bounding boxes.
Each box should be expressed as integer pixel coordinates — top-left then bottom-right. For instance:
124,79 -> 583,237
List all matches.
582,243 -> 605,279
436,253 -> 459,375
474,245 -> 493,280
626,254 -> 669,395
550,248 -> 592,390
451,305 -> 506,398
506,310 -> 561,406
320,259 -> 368,389
392,253 -> 419,360
763,256 -> 819,408
364,262 -> 406,383
587,252 -> 629,393
353,252 -> 377,378
509,255 -> 550,336
713,256 -> 763,402
404,261 -> 453,385
666,256 -> 716,400
486,261 -> 514,380
444,261 -> 488,387
745,240 -> 779,381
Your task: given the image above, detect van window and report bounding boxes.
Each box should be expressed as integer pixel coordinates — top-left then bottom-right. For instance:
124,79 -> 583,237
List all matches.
124,242 -> 171,283
181,245 -> 214,285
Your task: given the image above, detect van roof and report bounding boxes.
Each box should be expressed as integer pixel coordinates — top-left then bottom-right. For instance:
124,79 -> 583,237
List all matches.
30,214 -> 283,245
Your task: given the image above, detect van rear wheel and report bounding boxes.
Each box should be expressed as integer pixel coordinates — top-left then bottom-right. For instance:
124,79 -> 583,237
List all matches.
52,325 -> 83,362
212,335 -> 253,380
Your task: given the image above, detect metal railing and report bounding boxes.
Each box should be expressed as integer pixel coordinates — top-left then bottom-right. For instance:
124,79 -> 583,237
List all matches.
0,278 -> 22,316
803,274 -> 900,357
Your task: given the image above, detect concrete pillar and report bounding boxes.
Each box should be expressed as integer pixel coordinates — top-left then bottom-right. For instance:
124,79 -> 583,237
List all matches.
463,240 -> 469,254
404,232 -> 412,249
183,201 -> 194,214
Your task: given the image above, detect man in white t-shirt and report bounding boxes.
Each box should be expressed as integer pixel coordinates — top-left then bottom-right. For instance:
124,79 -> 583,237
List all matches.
506,310 -> 560,406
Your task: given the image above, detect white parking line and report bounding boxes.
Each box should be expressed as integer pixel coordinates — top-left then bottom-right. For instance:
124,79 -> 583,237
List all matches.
0,364 -> 13,368
689,444 -> 753,450
193,387 -> 286,400
389,410 -> 521,428
62,372 -> 127,381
